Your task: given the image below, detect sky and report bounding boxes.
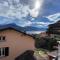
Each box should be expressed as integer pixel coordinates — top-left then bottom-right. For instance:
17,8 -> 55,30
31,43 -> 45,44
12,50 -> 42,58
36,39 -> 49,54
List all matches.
0,0 -> 60,33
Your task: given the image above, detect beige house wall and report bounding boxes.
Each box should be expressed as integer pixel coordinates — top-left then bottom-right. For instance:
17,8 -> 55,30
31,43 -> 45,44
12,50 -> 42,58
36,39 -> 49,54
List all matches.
0,29 -> 35,60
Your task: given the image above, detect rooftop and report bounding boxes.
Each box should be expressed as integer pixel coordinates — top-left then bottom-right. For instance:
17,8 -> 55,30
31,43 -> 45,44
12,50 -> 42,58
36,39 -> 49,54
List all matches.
0,23 -> 25,32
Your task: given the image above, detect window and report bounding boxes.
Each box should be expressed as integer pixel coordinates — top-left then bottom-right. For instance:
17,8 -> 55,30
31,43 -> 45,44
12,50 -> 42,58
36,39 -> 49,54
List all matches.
0,36 -> 5,41
0,47 -> 9,57
3,37 -> 5,40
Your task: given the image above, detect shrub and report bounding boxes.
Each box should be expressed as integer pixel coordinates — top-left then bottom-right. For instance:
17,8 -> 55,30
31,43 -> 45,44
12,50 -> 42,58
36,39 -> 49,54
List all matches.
35,36 -> 58,51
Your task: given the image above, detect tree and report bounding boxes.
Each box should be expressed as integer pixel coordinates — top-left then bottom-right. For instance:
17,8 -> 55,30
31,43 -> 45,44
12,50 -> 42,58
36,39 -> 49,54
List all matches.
34,35 -> 58,51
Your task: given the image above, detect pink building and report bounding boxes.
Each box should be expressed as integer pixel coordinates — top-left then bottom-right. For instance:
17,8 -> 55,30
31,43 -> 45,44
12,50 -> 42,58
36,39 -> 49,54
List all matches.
0,24 -> 35,60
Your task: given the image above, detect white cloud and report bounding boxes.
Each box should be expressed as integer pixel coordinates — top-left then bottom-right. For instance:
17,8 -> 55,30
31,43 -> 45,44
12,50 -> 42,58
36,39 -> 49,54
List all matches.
15,20 -> 32,27
0,17 -> 14,25
30,22 -> 51,28
46,13 -> 60,22
32,22 -> 51,26
0,0 -> 44,27
0,1 -> 30,19
0,0 -> 44,19
0,0 -> 32,27
30,0 -> 43,17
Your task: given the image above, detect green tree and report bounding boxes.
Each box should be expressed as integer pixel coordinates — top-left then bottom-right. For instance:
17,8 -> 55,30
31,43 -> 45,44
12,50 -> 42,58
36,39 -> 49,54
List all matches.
34,35 -> 58,51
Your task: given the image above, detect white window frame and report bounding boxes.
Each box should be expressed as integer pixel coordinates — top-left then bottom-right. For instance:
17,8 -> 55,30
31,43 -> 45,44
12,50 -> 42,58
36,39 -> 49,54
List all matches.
0,48 -> 5,57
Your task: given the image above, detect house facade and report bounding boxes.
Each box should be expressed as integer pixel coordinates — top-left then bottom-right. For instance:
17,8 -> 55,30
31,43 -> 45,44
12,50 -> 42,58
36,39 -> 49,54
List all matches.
46,20 -> 60,39
46,21 -> 60,60
0,24 -> 35,60
47,20 -> 60,34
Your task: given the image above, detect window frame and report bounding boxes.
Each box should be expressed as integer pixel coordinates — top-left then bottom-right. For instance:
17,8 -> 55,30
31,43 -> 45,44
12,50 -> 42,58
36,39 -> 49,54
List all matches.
0,48 -> 5,57
0,36 -> 6,42
0,47 -> 9,57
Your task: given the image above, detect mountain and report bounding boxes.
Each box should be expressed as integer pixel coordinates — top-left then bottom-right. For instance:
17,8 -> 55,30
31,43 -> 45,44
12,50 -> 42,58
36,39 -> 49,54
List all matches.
0,23 -> 25,32
0,23 -> 47,34
0,16 -> 48,34
24,26 -> 47,31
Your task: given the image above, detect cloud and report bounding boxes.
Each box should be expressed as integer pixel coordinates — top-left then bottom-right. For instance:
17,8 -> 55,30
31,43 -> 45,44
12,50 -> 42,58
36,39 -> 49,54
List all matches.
46,13 -> 60,23
0,0 -> 32,27
15,20 -> 32,27
32,22 -> 51,25
0,16 -> 14,24
0,0 -> 44,27
0,1 -> 30,19
31,21 -> 51,28
0,0 -> 44,19
30,0 -> 44,17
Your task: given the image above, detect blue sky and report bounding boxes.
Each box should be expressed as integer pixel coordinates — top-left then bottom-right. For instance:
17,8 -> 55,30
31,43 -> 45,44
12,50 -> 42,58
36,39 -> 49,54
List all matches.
0,0 -> 60,32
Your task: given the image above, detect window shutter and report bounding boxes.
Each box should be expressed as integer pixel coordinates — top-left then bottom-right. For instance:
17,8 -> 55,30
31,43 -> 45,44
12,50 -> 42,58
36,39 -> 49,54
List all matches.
0,37 -> 1,40
3,37 -> 5,40
5,47 -> 9,56
2,48 -> 5,55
